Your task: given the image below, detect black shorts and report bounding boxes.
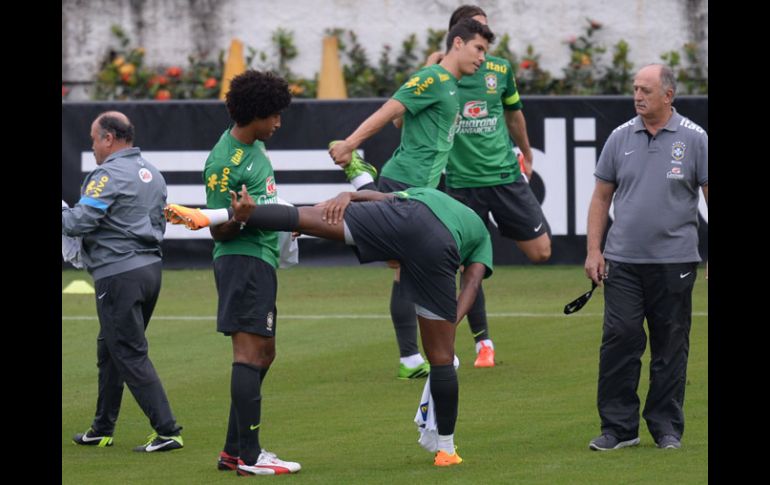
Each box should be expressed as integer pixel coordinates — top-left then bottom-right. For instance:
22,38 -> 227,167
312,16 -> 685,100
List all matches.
344,198 -> 460,322
376,176 -> 411,193
446,177 -> 548,241
213,255 -> 277,337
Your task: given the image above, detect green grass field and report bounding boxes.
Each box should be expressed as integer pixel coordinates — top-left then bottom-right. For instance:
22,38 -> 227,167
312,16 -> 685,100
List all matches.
62,265 -> 708,484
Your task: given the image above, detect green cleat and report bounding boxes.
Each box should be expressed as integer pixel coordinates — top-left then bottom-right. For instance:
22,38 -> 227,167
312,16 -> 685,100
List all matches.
72,428 -> 113,447
329,140 -> 378,181
133,432 -> 184,452
397,361 -> 430,379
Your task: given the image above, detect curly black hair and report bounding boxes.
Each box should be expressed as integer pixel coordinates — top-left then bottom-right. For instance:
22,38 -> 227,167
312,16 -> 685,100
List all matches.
225,70 -> 292,126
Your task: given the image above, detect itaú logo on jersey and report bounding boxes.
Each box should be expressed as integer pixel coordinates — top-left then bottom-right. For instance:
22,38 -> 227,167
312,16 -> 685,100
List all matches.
265,176 -> 277,197
463,100 -> 488,119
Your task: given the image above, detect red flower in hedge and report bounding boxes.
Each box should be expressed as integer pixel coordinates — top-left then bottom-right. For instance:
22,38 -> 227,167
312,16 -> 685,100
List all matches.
204,77 -> 218,89
166,66 -> 182,78
155,89 -> 172,100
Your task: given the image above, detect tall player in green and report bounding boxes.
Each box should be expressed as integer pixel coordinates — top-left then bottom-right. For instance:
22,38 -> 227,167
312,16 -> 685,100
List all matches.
329,18 -> 495,379
204,70 -> 301,476
424,5 -> 553,369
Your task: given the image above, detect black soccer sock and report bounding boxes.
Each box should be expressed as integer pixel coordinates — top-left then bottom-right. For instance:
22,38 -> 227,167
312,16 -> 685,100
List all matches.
227,205 -> 299,232
223,401 -> 239,456
223,367 -> 268,457
231,362 -> 264,465
429,364 -> 459,435
391,281 -> 419,357
467,285 -> 489,343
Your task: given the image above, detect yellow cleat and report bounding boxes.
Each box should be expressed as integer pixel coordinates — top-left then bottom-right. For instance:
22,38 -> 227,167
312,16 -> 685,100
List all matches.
434,449 -> 463,467
164,204 -> 211,230
329,140 -> 378,181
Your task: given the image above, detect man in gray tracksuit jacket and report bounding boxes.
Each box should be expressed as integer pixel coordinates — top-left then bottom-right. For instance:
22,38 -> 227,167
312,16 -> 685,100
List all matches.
62,111 -> 184,453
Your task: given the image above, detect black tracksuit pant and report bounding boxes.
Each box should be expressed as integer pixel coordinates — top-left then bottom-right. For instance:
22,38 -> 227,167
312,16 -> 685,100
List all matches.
597,260 -> 697,442
91,261 -> 180,436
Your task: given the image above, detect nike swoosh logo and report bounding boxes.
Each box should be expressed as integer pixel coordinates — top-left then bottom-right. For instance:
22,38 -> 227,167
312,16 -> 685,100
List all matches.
80,434 -> 106,443
146,440 -> 175,452
97,292 -> 107,299
246,162 -> 253,171
680,272 -> 691,279
249,424 -> 260,431
449,90 -> 456,95
534,223 -> 543,232
624,150 -> 635,156
472,330 -> 485,338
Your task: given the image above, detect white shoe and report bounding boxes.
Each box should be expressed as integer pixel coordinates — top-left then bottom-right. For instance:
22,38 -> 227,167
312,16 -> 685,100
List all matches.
237,449 -> 301,475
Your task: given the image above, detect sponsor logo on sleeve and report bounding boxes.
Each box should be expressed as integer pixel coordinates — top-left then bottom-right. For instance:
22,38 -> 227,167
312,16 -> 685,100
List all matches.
207,173 -> 218,191
219,167 -> 231,192
85,175 -> 110,197
138,168 -> 153,183
405,76 -> 420,88
411,76 -> 435,95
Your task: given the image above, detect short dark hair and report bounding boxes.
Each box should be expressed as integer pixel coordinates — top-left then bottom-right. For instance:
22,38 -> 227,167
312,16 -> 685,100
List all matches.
97,113 -> 134,142
445,17 -> 495,52
448,5 -> 487,29
226,70 -> 292,126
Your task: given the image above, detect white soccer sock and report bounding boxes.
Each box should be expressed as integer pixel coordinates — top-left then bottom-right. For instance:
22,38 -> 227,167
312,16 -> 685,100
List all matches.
199,208 -> 230,225
350,173 -> 375,189
437,434 -> 455,454
475,339 -> 494,354
400,353 -> 425,368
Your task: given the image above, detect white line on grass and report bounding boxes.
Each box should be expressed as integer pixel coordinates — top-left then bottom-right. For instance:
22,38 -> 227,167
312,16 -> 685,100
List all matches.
62,311 -> 708,321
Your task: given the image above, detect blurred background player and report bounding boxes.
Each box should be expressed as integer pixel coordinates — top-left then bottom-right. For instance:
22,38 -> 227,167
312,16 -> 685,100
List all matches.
423,5 -> 552,368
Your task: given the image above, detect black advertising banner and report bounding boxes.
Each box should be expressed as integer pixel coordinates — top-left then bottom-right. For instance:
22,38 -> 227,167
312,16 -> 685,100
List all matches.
62,97 -> 707,267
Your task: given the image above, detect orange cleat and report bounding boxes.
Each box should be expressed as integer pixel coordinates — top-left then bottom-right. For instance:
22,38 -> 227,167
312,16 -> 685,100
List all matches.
474,342 -> 495,368
164,204 -> 211,230
434,449 -> 463,466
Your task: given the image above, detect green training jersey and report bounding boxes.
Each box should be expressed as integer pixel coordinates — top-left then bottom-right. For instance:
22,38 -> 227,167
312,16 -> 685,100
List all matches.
203,129 -> 279,267
380,64 -> 460,188
394,187 -> 493,277
446,54 -> 523,188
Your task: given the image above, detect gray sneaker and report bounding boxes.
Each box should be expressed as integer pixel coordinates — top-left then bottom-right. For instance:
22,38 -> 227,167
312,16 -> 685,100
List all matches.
656,435 -> 681,449
588,433 -> 640,451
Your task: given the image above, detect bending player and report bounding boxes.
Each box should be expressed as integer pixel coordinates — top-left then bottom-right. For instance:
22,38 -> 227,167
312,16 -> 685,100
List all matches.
166,185 -> 493,467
